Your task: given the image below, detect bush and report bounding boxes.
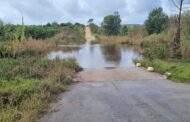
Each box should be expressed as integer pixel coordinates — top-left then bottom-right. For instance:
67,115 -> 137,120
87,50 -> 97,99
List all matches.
0,58 -> 80,122
89,23 -> 100,34
0,78 -> 66,122
180,28 -> 190,59
120,25 -> 128,35
25,26 -> 60,40
49,27 -> 85,45
143,43 -> 171,59
0,58 -> 79,81
141,31 -> 175,59
101,12 -> 121,35
145,7 -> 168,35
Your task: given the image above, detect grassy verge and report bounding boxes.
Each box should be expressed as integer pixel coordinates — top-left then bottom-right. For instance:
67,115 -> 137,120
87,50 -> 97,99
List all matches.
135,59 -> 190,83
0,57 -> 81,122
0,25 -> 84,122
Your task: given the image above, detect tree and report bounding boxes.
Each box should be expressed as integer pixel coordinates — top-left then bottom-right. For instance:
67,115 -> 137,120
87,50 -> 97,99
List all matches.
101,12 -> 121,35
89,23 -> 99,34
121,25 -> 128,35
0,18 -> 3,27
88,19 -> 94,24
46,23 -> 51,27
170,0 -> 189,54
51,21 -> 59,26
20,16 -> 25,41
0,18 -> 3,37
145,7 -> 168,35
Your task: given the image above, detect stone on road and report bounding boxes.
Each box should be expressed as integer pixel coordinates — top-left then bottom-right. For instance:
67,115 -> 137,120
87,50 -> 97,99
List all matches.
41,67 -> 190,122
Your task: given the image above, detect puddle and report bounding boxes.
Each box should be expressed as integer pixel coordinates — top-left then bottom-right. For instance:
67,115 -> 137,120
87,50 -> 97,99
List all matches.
48,44 -> 142,69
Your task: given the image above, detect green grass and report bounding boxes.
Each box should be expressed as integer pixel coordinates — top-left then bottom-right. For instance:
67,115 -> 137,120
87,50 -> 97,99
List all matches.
136,59 -> 190,82
0,57 -> 81,122
0,78 -> 67,122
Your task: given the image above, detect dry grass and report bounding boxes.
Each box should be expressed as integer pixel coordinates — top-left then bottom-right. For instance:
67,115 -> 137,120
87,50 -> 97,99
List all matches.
24,38 -> 55,52
99,35 -> 143,45
3,37 -> 56,57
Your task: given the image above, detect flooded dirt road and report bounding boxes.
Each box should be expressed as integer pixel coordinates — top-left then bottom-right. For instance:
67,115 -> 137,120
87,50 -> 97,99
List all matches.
41,27 -> 190,122
85,27 -> 95,45
48,44 -> 142,69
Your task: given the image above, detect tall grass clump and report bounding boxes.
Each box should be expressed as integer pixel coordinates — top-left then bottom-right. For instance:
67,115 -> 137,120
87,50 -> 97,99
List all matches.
140,30 -> 176,59
0,38 -> 56,58
180,28 -> 190,60
99,36 -> 132,45
0,58 -> 81,122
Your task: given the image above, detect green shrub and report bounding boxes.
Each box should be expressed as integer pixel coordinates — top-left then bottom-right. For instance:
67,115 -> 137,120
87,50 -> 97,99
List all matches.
141,33 -> 172,59
180,28 -> 190,59
143,43 -> 171,59
145,7 -> 168,35
101,12 -> 121,35
0,78 -> 66,122
89,23 -> 100,35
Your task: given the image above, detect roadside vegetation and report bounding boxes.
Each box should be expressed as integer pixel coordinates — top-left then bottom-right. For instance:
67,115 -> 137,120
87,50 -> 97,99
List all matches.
88,5 -> 190,82
136,59 -> 190,82
137,8 -> 190,82
0,19 -> 83,122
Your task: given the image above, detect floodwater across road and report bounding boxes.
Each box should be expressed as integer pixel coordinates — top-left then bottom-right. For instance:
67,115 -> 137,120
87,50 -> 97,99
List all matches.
48,44 -> 142,69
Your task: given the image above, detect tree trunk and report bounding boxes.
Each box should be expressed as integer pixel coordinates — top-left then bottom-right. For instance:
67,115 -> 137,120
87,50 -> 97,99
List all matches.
173,0 -> 184,57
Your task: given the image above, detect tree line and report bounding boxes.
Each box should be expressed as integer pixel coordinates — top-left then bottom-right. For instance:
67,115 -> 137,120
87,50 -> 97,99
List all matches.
0,20 -> 85,41
89,0 -> 189,58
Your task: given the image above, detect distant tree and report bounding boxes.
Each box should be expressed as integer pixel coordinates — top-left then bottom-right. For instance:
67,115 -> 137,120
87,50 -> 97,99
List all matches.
60,23 -> 65,26
121,25 -> 128,35
0,18 -> 3,37
170,0 -> 190,54
101,12 -> 121,35
145,7 -> 168,35
89,23 -> 99,34
74,23 -> 85,27
88,19 -> 94,24
46,23 -> 51,26
51,21 -> 59,26
0,18 -> 3,27
20,16 -> 25,41
65,22 -> 73,27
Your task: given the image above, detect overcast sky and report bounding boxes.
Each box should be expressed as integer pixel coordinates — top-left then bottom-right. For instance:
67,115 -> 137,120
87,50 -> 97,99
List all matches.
0,0 -> 189,25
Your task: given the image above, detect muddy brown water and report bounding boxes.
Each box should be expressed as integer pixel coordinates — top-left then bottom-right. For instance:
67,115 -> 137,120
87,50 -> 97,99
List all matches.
48,44 -> 142,69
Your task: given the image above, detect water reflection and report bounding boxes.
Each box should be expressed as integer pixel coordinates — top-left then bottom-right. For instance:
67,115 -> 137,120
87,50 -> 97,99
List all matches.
48,44 -> 142,69
101,44 -> 121,64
